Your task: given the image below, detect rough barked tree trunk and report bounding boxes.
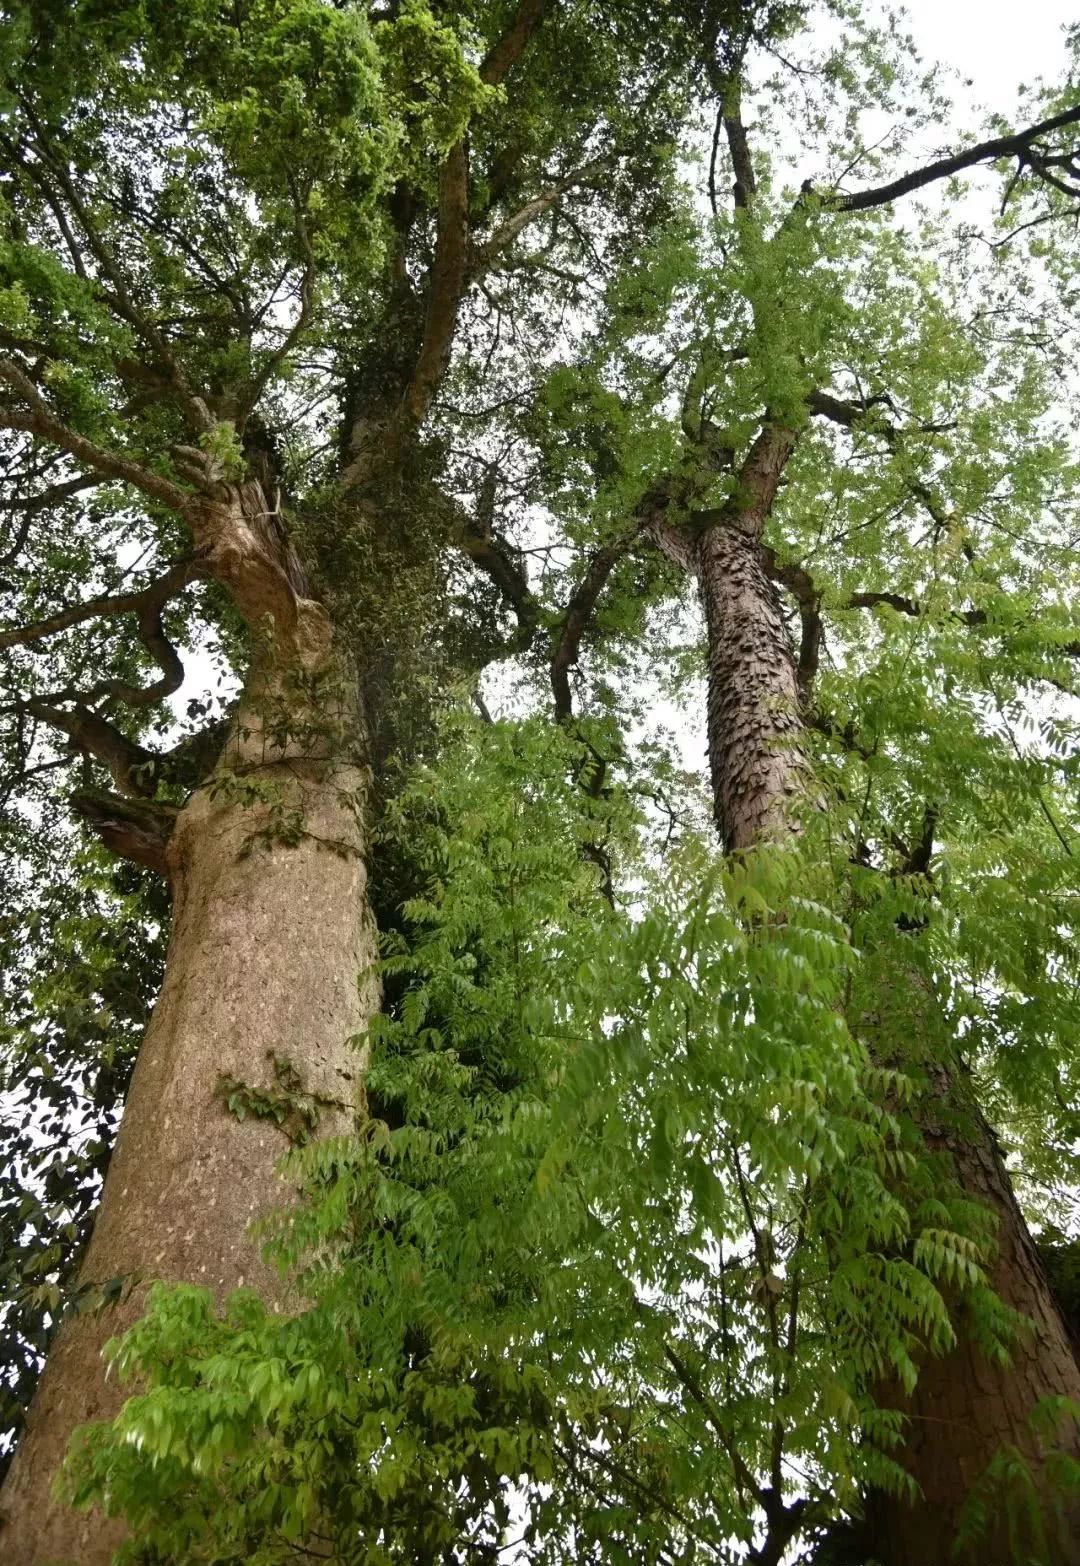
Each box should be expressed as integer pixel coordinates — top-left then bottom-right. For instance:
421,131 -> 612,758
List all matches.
864,1073 -> 1080,1563
0,483 -> 380,1566
656,425 -> 1080,1563
697,517 -> 807,851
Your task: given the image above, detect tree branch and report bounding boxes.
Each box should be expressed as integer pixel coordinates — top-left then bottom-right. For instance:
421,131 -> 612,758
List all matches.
457,526 -> 539,651
807,387 -> 952,532
759,543 -> 821,698
640,472 -> 705,572
727,418 -> 800,537
70,789 -> 178,877
403,139 -> 470,428
550,534 -> 636,721
0,357 -> 190,513
400,0 -> 551,431
0,473 -> 101,574
0,560 -> 207,653
245,170 -> 317,412
723,87 -> 757,211
449,465 -> 539,651
22,699 -> 158,797
478,0 -> 548,86
16,103 -> 214,431
846,589 -> 921,617
829,102 -> 1080,213
661,1341 -> 766,1509
472,160 -> 606,271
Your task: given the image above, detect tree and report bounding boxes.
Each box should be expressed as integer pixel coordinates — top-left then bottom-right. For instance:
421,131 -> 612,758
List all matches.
637,26 -> 1080,1560
3,3 -> 1080,1564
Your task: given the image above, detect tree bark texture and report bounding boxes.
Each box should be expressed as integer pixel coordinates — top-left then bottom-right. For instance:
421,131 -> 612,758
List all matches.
697,520 -> 807,852
0,740 -> 376,1565
864,1073 -> 1080,1565
692,507 -> 1080,1560
0,487 -> 380,1565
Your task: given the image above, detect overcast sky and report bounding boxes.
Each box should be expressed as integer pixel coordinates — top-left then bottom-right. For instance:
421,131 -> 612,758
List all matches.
904,0 -> 1071,109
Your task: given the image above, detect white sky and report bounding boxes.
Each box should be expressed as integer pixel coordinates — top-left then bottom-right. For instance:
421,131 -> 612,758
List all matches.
903,0 -> 1071,108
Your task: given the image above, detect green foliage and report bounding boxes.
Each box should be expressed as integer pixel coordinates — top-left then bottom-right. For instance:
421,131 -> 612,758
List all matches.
199,422 -> 248,482
216,1054 -> 337,1148
59,715 -> 1070,1560
0,847 -> 166,1477
955,1400 -> 1080,1566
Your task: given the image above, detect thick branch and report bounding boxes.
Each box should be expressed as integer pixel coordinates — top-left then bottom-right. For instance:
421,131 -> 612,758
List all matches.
479,0 -> 548,86
808,388 -> 951,531
184,479 -> 326,661
0,358 -> 189,513
806,389 -> 876,427
724,94 -> 757,211
403,140 -> 470,428
727,419 -> 800,537
23,699 -> 158,797
899,805 -> 937,878
400,0 -> 550,431
831,102 -> 1080,213
449,467 -> 538,651
646,410 -> 795,567
71,789 -> 178,877
458,527 -> 539,651
550,535 -> 635,721
83,599 -> 189,709
846,589 -> 921,616
758,545 -> 1003,704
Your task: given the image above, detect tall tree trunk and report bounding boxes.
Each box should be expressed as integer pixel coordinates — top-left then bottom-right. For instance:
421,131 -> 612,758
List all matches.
691,500 -> 1080,1562
865,1075 -> 1080,1563
0,488 -> 380,1565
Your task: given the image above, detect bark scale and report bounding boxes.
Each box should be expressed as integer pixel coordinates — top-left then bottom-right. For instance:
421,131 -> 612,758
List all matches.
0,486 -> 381,1565
688,493 -> 1080,1561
